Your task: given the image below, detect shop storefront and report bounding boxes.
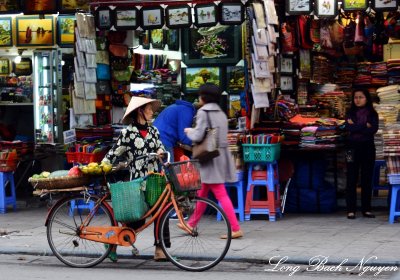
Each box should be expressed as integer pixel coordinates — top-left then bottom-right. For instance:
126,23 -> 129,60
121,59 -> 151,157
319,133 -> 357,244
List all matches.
0,0 -> 399,218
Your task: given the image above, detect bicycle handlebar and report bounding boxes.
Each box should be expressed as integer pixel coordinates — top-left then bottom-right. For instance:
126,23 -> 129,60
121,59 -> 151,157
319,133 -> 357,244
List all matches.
111,151 -> 171,172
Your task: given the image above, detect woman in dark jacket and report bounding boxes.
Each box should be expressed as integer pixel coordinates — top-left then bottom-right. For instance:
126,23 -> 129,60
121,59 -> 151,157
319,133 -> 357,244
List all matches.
345,89 -> 379,219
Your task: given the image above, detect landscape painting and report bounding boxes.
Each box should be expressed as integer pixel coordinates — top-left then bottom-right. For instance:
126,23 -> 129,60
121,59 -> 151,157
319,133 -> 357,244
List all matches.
0,17 -> 12,47
16,16 -> 54,47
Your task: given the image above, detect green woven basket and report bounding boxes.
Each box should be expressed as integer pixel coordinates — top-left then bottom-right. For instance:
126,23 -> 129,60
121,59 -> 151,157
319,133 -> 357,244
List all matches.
109,178 -> 148,223
145,174 -> 166,206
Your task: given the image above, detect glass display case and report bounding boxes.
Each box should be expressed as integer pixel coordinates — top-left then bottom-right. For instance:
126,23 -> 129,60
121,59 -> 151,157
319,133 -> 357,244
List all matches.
33,50 -> 63,144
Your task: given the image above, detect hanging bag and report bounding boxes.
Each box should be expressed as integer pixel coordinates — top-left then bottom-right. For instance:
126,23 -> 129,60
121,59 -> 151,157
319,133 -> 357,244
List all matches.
192,111 -> 220,164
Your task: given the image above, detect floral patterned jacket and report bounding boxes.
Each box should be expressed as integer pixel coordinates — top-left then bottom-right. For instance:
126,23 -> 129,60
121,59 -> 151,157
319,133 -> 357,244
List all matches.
104,124 -> 165,179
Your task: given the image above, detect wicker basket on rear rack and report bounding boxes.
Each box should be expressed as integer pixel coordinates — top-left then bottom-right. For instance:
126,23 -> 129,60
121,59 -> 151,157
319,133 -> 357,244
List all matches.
166,160 -> 202,193
28,175 -> 91,190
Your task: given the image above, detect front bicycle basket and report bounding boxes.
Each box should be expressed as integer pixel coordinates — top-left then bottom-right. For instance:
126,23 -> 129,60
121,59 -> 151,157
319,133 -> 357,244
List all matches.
166,160 -> 202,192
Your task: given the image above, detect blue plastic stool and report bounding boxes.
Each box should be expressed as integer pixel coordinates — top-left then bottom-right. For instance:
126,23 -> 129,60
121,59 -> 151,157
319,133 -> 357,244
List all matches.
0,172 -> 17,214
372,160 -> 390,197
389,184 -> 400,224
217,171 -> 245,222
245,162 -> 282,221
69,198 -> 95,216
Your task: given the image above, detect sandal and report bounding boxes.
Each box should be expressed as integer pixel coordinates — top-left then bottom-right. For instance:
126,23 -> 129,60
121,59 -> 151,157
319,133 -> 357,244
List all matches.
104,244 -> 118,262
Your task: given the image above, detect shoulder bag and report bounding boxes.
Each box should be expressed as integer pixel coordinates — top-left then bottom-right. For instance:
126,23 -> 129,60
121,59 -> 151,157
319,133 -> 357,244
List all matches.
192,111 -> 220,164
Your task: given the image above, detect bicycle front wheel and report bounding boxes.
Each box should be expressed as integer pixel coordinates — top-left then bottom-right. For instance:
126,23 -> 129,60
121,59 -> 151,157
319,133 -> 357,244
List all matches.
158,196 -> 231,271
46,195 -> 116,268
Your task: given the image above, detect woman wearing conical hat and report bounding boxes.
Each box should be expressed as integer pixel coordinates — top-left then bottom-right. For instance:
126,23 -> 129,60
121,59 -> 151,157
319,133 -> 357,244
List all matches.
103,96 -> 169,261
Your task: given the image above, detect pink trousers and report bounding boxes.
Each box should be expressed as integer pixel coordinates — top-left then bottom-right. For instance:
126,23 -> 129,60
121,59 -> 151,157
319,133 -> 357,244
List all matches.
187,183 -> 241,232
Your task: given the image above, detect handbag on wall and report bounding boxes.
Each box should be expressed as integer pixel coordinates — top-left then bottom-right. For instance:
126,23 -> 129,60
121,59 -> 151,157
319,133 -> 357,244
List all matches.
192,111 -> 220,164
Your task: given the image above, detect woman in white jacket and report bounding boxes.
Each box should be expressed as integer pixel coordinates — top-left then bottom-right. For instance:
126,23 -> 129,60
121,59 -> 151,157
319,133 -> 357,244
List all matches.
182,83 -> 243,239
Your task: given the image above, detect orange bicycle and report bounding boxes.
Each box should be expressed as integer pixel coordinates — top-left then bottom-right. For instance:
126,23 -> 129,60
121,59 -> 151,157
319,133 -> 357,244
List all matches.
45,153 -> 232,271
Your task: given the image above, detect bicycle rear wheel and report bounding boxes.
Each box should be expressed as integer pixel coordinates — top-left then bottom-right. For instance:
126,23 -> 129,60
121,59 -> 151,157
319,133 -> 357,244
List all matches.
46,195 -> 117,268
158,196 -> 231,271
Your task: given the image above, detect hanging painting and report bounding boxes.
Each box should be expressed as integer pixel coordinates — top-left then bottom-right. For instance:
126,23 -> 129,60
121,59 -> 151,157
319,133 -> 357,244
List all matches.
23,0 -> 57,14
182,25 -> 242,66
140,6 -> 164,30
182,67 -> 221,92
0,0 -> 21,14
0,58 -> 9,75
314,0 -> 338,17
285,0 -> 312,15
150,29 -> 164,49
372,0 -> 398,11
164,29 -> 179,51
194,3 -> 218,27
57,14 -> 75,47
113,7 -> 139,30
95,6 -> 112,30
58,0 -> 90,13
0,17 -> 12,47
165,5 -> 191,29
218,2 -> 245,25
226,66 -> 245,93
16,16 -> 54,47
342,0 -> 368,11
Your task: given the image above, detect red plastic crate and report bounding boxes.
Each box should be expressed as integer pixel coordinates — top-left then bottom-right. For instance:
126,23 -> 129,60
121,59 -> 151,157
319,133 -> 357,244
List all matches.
66,151 -> 107,164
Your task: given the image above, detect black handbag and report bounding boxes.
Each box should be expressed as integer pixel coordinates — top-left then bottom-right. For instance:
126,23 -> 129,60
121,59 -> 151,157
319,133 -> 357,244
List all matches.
192,111 -> 220,164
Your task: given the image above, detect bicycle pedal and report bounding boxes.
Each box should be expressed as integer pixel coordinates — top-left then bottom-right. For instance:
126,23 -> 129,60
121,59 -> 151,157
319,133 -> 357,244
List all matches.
131,245 -> 139,256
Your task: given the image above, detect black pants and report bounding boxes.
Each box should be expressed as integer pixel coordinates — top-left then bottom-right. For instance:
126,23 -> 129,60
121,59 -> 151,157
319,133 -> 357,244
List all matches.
345,141 -> 376,213
128,215 -> 171,248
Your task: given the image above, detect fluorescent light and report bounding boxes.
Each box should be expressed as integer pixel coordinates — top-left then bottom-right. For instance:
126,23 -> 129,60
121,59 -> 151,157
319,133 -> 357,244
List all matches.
130,83 -> 155,91
14,55 -> 21,63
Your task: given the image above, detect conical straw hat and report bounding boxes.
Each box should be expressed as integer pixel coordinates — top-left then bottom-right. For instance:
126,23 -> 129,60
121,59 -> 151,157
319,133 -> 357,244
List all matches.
121,96 -> 161,124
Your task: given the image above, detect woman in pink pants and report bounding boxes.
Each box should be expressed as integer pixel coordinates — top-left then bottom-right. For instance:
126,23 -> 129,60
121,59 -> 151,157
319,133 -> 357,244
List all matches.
182,83 -> 243,239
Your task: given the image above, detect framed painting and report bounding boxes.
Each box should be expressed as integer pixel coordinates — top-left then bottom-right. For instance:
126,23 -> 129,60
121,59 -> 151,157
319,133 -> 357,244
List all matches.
58,0 -> 90,13
285,0 -> 312,15
0,58 -> 9,75
194,3 -> 218,27
279,55 -> 294,74
226,66 -> 245,93
23,0 -> 57,14
372,0 -> 399,11
139,30 -> 150,49
150,29 -> 164,49
280,75 -> 294,92
218,2 -> 245,25
182,67 -> 221,93
0,17 -> 12,47
95,6 -> 112,30
182,25 -> 242,66
165,5 -> 191,29
57,14 -> 75,48
0,0 -> 21,14
315,0 -> 338,17
140,6 -> 164,30
112,7 -> 139,30
164,29 -> 179,51
16,16 -> 54,47
342,0 -> 368,10
12,57 -> 33,76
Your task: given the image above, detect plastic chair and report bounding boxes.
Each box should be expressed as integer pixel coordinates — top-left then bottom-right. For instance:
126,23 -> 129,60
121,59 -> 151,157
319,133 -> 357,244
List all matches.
217,171 -> 245,222
69,198 -> 95,216
389,184 -> 400,224
372,160 -> 390,197
244,161 -> 281,221
0,172 -> 17,214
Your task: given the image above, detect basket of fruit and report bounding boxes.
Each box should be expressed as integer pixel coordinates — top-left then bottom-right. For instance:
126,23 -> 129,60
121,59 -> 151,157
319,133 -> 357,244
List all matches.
28,168 -> 91,190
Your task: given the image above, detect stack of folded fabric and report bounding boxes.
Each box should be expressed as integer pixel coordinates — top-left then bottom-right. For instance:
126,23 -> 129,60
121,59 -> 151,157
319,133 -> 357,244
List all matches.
375,85 -> 400,125
312,55 -> 334,84
387,59 -> 400,85
383,124 -> 400,174
375,126 -> 384,160
354,62 -> 371,86
371,62 -> 388,86
300,126 -> 341,148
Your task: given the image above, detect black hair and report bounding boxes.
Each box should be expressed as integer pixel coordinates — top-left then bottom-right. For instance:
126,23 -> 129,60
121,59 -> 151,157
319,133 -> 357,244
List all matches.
348,88 -> 378,116
198,83 -> 221,104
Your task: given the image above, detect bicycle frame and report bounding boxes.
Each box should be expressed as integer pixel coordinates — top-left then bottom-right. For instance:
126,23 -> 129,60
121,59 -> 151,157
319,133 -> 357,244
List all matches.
64,179 -> 193,247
